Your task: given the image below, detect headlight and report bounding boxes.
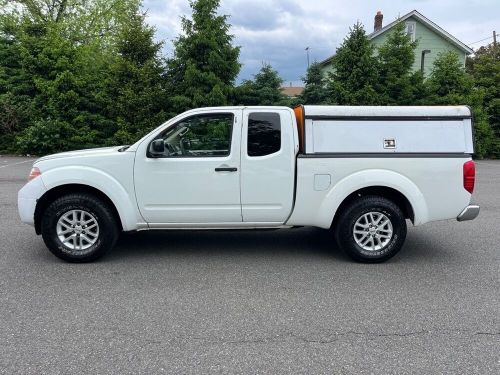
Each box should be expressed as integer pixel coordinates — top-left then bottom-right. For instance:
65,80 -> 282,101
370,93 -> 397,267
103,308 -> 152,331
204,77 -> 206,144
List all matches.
28,167 -> 41,181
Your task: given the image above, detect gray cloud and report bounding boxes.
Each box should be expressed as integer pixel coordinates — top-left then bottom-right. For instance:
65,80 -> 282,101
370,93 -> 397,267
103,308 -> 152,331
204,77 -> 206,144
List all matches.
144,0 -> 499,85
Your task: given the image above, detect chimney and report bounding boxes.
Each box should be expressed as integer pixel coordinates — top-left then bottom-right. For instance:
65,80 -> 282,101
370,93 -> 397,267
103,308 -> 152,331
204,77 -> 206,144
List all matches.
374,11 -> 383,32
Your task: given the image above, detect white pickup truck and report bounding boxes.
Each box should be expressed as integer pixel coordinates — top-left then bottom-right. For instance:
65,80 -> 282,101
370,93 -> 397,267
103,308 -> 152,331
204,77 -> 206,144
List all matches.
18,105 -> 479,263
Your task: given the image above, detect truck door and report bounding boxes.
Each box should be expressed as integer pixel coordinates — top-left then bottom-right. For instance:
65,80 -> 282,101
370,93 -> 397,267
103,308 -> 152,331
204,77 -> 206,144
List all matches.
134,110 -> 243,224
241,109 -> 297,223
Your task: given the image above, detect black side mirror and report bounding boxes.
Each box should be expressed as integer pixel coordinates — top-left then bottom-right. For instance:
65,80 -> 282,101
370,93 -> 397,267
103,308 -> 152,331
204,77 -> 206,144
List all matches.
150,139 -> 165,157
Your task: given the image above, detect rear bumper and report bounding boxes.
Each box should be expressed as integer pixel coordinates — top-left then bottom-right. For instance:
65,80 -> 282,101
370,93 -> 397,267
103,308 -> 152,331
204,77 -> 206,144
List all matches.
457,205 -> 480,222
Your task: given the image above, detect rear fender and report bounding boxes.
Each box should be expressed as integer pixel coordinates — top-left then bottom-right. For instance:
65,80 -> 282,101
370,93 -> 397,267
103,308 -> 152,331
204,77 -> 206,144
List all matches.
318,169 -> 428,227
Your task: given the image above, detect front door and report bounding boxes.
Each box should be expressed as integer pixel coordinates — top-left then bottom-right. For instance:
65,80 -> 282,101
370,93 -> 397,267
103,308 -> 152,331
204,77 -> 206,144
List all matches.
134,110 -> 242,224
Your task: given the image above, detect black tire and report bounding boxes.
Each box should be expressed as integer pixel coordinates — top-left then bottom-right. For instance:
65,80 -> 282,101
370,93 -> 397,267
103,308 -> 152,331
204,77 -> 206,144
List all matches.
334,195 -> 407,263
41,193 -> 119,262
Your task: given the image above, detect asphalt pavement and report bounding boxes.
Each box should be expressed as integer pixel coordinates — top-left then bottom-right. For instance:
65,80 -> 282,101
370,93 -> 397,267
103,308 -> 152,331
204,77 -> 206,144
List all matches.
0,156 -> 499,374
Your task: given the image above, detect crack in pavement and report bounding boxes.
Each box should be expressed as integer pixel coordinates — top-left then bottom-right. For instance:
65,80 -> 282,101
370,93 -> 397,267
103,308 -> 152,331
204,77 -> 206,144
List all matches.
110,328 -> 500,347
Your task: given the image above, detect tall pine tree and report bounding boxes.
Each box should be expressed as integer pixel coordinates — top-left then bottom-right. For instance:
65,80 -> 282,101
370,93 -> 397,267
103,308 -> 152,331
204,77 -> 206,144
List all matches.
377,21 -> 421,105
300,62 -> 328,104
234,64 -> 289,106
167,0 -> 240,112
326,22 -> 379,105
427,51 -> 473,102
104,11 -> 170,144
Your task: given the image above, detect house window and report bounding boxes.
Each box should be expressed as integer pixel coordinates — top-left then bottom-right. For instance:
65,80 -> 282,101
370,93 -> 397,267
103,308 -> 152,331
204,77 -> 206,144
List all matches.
405,21 -> 416,42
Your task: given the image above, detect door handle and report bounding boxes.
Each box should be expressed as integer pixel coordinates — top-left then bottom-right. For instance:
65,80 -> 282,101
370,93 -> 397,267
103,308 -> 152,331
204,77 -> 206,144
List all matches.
215,167 -> 237,172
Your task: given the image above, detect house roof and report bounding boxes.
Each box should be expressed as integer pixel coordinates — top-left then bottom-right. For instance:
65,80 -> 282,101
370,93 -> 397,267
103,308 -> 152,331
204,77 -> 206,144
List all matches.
281,86 -> 304,97
369,10 -> 473,54
319,9 -> 473,66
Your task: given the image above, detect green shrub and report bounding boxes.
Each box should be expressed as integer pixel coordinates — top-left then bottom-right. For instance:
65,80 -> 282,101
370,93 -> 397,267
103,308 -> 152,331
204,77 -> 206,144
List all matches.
16,120 -> 74,156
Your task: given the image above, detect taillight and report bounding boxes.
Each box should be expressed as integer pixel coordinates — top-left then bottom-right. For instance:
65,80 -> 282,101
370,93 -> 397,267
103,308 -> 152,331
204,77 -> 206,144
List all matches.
463,161 -> 475,194
28,167 -> 41,182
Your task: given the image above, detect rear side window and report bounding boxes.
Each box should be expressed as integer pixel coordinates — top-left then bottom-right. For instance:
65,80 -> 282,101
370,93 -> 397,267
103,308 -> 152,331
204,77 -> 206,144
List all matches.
247,113 -> 281,157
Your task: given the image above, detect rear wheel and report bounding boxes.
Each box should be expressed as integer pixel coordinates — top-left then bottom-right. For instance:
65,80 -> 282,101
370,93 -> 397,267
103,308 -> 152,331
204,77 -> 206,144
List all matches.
334,195 -> 407,263
41,193 -> 119,262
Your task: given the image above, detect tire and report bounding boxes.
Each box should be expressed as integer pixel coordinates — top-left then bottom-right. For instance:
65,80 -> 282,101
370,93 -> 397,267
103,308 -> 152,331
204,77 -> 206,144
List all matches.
334,195 -> 407,263
41,193 -> 119,262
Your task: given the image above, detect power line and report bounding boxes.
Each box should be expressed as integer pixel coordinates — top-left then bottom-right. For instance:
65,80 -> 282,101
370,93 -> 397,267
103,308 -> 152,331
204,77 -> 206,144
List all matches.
467,35 -> 494,45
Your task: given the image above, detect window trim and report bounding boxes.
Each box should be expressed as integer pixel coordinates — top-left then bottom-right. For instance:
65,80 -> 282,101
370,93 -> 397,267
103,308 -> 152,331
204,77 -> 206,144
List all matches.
147,112 -> 235,159
247,112 -> 282,158
405,21 -> 416,42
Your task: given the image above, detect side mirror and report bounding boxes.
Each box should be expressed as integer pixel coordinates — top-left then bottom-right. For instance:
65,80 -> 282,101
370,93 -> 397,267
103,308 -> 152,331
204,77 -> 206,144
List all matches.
149,139 -> 165,157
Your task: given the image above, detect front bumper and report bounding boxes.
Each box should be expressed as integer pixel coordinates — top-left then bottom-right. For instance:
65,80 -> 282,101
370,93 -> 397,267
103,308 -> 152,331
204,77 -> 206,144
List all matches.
18,176 -> 47,226
457,205 -> 480,222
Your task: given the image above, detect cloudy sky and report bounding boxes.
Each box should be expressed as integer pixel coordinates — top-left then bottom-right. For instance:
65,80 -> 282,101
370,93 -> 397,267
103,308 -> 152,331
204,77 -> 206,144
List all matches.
143,0 -> 499,85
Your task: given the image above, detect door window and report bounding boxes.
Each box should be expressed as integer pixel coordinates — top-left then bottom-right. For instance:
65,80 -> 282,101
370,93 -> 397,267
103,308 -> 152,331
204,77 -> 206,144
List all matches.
247,113 -> 281,157
152,113 -> 234,157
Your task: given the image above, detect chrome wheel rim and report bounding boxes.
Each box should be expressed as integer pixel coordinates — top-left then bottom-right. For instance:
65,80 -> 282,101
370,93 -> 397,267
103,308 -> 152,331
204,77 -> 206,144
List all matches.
56,210 -> 99,252
353,212 -> 393,252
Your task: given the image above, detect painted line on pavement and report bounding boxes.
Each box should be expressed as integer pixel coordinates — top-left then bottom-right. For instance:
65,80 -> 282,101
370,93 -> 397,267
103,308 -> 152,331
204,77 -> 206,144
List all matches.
0,159 -> 36,169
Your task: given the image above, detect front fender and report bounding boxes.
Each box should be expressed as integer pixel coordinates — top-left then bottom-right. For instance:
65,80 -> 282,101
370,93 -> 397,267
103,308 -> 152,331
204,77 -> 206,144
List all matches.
317,169 -> 429,228
40,166 -> 140,231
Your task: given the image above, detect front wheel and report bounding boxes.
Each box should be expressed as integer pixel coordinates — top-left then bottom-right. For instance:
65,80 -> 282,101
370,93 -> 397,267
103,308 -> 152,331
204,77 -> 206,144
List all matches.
334,196 -> 407,263
41,193 -> 119,262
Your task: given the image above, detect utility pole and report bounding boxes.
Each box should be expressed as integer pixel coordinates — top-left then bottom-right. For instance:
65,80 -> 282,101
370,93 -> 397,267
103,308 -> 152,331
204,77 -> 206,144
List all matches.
494,31 -> 497,48
305,47 -> 310,69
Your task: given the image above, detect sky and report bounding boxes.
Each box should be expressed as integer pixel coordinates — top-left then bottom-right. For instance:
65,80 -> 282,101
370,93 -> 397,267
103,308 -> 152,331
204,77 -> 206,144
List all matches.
142,0 -> 499,86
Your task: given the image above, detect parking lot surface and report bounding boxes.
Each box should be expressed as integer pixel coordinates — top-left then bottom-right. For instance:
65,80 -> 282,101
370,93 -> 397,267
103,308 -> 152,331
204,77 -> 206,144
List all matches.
0,156 -> 499,374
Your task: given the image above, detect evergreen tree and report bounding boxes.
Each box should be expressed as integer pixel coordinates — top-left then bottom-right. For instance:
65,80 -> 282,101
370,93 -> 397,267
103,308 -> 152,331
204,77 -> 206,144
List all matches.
103,12 -> 171,144
467,89 -> 495,158
234,64 -> 289,106
377,21 -> 421,105
326,22 -> 379,105
467,44 -> 500,156
15,22 -> 110,154
232,79 -> 256,105
251,64 -> 289,106
300,62 -> 328,104
167,0 -> 240,112
1,0 -> 157,154
427,51 -> 473,102
427,51 -> 494,157
0,31 -> 34,151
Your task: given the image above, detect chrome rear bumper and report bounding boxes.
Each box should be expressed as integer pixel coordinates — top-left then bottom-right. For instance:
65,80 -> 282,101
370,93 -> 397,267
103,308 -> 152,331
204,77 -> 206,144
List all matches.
457,205 -> 480,222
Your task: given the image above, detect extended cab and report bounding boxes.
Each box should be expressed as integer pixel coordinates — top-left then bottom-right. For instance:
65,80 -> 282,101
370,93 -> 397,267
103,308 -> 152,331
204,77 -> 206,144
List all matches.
18,106 -> 479,262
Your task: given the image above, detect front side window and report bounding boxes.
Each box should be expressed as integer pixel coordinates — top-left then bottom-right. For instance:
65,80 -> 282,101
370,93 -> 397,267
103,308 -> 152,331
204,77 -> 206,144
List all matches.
247,112 -> 281,157
152,113 -> 234,157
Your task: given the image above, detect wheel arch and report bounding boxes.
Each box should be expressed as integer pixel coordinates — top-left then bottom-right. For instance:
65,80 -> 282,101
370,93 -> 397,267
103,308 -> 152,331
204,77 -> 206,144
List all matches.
34,184 -> 123,235
310,169 -> 429,229
331,186 -> 415,229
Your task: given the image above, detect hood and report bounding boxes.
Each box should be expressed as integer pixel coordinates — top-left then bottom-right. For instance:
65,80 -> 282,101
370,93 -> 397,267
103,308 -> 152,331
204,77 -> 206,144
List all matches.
36,146 -> 127,162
